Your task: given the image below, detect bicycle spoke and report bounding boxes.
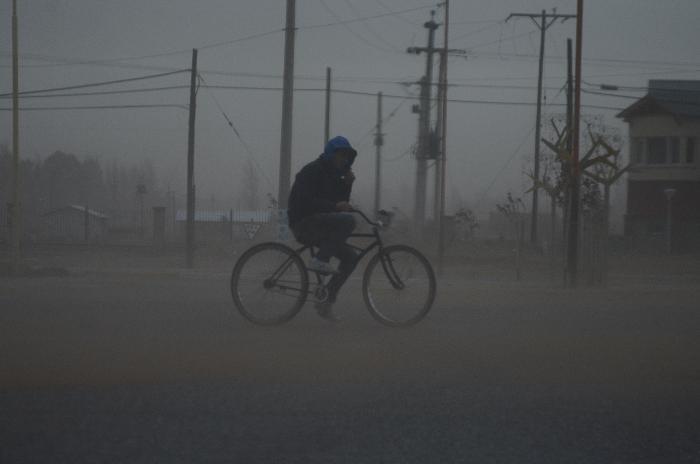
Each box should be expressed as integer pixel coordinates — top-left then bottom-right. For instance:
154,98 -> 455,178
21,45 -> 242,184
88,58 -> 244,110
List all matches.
363,245 -> 435,326
231,243 -> 308,325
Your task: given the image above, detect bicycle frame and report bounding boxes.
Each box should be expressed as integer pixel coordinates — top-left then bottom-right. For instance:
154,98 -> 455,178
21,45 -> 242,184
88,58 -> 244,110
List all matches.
267,210 -> 405,297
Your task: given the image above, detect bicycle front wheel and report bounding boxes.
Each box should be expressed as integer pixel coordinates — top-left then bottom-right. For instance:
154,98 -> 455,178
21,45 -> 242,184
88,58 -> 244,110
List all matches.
362,245 -> 436,327
231,242 -> 309,326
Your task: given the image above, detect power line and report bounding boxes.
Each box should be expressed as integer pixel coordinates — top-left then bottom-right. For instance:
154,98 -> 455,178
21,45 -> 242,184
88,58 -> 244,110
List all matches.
385,146 -> 414,162
195,83 -> 622,110
0,30 -> 285,68
318,0 -> 398,54
0,85 -> 189,99
582,88 -> 700,107
0,4 -> 435,70
0,104 -> 188,111
340,0 -> 403,53
0,77 -> 623,111
300,3 -> 437,30
470,51 -> 700,71
375,0 -> 421,26
355,96 -> 413,149
450,21 -> 504,41
198,75 -> 274,189
464,30 -> 537,51
0,69 -> 189,97
476,124 -> 536,205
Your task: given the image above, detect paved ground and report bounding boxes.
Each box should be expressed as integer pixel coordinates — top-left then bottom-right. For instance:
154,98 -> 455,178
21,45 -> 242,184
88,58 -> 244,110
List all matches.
1,261 -> 700,463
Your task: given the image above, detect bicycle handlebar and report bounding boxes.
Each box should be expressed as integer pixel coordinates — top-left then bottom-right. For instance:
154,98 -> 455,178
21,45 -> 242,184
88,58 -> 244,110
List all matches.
350,209 -> 378,227
350,209 -> 391,228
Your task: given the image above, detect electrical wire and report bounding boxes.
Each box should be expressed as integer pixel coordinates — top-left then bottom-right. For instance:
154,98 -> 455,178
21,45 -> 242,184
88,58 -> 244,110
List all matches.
384,146 -> 414,162
300,3 -> 438,30
0,104 -> 188,111
0,3 -> 435,70
198,75 -> 274,189
475,123 -> 537,205
0,69 -> 189,97
317,0 -> 397,55
450,21 -> 504,42
375,0 -> 421,27
582,88 -> 700,107
0,85 -> 189,99
341,0 -> 403,53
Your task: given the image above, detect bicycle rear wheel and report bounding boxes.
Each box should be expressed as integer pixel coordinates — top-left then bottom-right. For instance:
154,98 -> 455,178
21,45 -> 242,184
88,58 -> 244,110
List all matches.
362,245 -> 436,327
231,242 -> 309,325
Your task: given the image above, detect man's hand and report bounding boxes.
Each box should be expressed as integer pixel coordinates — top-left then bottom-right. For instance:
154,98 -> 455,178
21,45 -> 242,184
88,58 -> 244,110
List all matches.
343,170 -> 356,186
335,201 -> 353,212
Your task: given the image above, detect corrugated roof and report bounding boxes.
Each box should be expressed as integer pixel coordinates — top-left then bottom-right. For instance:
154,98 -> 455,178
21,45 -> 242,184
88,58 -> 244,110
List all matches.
618,80 -> 700,120
175,210 -> 271,223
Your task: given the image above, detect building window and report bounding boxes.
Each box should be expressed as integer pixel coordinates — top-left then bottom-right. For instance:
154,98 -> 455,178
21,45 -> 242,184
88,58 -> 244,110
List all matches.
647,137 -> 667,164
687,137 -> 696,164
631,138 -> 644,164
670,137 -> 680,163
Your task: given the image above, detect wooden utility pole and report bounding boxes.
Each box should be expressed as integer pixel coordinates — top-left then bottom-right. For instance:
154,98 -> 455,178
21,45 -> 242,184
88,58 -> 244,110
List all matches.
374,92 -> 383,216
507,10 -> 575,245
408,11 -> 439,238
324,66 -> 331,144
408,10 -> 464,240
563,38 -> 574,286
434,52 -> 445,224
567,0 -> 584,287
278,0 -> 296,209
185,49 -> 198,268
10,0 -> 21,273
437,0 -> 449,275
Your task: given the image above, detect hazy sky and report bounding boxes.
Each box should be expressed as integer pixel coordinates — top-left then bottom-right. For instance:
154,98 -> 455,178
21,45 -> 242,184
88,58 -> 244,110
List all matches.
2,0 -> 700,217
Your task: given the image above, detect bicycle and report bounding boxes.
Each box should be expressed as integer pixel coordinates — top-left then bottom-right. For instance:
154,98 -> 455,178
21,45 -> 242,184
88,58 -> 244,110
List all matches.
230,210 -> 436,327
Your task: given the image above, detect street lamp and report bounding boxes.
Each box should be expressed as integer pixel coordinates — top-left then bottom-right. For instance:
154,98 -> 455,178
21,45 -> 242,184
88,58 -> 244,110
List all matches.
664,188 -> 676,254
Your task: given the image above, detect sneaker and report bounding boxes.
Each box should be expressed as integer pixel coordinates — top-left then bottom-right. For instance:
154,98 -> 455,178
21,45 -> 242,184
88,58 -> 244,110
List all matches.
315,300 -> 341,322
307,257 -> 338,275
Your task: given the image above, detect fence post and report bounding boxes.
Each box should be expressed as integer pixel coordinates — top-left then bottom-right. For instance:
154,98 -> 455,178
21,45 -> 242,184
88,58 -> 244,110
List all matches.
84,205 -> 89,242
153,206 -> 166,251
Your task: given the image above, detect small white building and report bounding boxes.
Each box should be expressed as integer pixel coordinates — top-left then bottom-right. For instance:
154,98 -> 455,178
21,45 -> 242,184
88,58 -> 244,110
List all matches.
42,205 -> 109,242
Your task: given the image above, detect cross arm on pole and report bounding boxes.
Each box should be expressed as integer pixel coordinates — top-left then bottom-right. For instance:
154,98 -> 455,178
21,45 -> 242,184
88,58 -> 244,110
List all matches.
407,47 -> 466,56
506,12 -> 576,29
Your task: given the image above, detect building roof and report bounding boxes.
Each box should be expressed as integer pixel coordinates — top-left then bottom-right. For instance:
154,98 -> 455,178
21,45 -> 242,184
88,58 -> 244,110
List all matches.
43,205 -> 109,219
617,80 -> 700,120
175,209 -> 271,223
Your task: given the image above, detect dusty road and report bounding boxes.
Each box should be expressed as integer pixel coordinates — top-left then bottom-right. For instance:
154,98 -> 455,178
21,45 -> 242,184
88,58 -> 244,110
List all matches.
1,270 -> 699,463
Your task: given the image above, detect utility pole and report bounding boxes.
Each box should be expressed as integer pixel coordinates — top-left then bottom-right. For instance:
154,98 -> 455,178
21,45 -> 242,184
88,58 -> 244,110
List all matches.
568,0 -> 584,287
433,52 -> 445,224
507,10 -> 575,245
374,92 -> 383,216
10,0 -> 21,274
564,38 -> 574,286
186,49 -> 198,268
324,66 -> 331,144
278,0 -> 296,209
408,10 -> 465,240
408,11 -> 439,239
437,0 -> 450,276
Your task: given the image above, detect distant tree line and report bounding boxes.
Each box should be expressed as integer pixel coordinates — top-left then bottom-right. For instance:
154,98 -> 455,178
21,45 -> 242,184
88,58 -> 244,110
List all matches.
0,145 -> 165,220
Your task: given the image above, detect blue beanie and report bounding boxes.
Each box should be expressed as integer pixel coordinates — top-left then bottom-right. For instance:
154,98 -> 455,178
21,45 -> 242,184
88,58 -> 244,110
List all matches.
322,136 -> 356,161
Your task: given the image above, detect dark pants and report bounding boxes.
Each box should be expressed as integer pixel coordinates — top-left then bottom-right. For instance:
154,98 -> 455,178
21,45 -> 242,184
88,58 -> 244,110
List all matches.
292,213 -> 358,301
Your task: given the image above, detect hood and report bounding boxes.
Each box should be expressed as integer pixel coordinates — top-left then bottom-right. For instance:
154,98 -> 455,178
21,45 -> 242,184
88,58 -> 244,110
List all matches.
321,136 -> 357,168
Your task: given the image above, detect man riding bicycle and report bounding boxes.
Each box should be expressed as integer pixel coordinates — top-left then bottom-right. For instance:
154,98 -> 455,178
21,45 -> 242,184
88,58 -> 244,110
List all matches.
287,135 -> 359,321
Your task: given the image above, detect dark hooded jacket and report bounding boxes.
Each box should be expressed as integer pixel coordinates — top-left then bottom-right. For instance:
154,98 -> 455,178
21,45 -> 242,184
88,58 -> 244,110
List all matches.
287,136 -> 357,228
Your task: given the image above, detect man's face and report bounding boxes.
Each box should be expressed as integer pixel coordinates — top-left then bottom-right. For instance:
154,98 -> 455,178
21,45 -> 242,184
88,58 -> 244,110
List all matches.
332,149 -> 353,171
